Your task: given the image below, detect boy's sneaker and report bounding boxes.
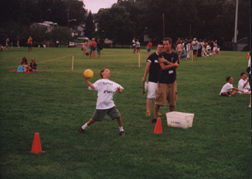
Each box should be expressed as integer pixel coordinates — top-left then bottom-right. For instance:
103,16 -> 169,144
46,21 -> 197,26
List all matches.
152,118 -> 157,124
77,127 -> 84,133
119,131 -> 125,136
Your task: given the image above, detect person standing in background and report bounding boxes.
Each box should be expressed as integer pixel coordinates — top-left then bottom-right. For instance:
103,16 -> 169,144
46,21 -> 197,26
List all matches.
96,39 -> 103,58
147,39 -> 152,56
5,37 -> 9,51
27,36 -> 32,52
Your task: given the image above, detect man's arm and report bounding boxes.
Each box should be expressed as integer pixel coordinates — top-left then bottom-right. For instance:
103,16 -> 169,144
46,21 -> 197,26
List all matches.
142,61 -> 151,82
158,56 -> 179,70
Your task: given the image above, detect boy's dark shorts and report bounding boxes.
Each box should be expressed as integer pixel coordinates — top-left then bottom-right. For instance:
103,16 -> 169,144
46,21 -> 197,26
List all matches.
193,50 -> 197,55
220,92 -> 231,96
92,106 -> 121,121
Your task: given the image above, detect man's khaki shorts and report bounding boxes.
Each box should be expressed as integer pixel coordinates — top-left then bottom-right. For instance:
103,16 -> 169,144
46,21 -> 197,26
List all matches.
155,81 -> 177,106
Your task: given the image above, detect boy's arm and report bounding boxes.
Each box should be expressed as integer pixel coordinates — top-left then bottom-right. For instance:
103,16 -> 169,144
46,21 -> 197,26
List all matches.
233,87 -> 243,92
83,75 -> 94,89
243,78 -> 249,88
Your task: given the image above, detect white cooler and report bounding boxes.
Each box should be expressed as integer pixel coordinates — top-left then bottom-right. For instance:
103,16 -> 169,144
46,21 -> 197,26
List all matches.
166,111 -> 194,129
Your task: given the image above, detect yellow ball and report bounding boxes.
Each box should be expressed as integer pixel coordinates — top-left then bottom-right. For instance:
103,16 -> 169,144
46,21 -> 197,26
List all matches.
83,69 -> 94,79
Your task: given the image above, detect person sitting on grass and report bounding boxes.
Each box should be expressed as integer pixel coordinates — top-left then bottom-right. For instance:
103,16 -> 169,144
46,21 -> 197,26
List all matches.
78,68 -> 125,136
237,72 -> 250,94
220,76 -> 244,96
30,58 -> 38,71
0,44 -> 4,51
19,56 -> 31,72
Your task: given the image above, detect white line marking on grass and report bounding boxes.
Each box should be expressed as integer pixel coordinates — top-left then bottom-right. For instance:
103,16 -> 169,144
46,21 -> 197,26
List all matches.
0,54 -> 72,69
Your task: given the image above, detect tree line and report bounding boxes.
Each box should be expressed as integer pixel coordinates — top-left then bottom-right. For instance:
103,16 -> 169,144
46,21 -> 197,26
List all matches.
0,0 -> 250,49
95,0 -> 250,49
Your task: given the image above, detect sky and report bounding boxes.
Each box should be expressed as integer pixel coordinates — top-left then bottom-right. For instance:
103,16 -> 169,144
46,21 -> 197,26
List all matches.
83,0 -> 118,14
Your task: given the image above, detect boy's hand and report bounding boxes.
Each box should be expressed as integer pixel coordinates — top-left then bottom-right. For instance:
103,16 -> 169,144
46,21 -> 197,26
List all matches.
83,74 -> 89,80
117,87 -> 122,93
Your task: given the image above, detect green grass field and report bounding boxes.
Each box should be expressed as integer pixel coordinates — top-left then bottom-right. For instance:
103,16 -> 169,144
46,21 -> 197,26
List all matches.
0,47 -> 251,179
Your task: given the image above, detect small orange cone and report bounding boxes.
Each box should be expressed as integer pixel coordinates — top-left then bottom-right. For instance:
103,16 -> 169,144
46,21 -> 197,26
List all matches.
154,118 -> 163,134
31,132 -> 42,153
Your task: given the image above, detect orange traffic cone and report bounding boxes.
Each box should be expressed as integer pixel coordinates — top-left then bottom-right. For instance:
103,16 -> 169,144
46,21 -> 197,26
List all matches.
31,132 -> 42,153
154,118 -> 163,134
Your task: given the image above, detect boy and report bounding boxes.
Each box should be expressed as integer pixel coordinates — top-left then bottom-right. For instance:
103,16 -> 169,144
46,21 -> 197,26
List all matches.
78,68 -> 125,136
238,72 -> 250,94
220,76 -> 243,96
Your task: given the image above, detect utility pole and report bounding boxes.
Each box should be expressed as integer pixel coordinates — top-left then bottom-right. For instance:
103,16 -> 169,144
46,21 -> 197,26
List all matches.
233,0 -> 239,51
67,9 -> 70,47
162,14 -> 165,38
190,24 -> 191,40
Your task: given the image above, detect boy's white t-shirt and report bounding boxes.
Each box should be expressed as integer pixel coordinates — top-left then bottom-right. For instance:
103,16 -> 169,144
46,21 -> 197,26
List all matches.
88,79 -> 124,109
220,82 -> 233,95
238,78 -> 250,93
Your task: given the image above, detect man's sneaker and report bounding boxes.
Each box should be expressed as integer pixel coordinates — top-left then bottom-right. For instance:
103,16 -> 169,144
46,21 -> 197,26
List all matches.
77,127 -> 84,133
152,118 -> 157,124
157,112 -> 162,115
145,111 -> 151,116
119,131 -> 125,136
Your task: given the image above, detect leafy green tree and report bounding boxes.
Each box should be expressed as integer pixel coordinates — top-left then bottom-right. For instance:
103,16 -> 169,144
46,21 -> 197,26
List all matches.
96,4 -> 134,46
0,0 -> 86,27
3,21 -> 25,39
24,26 -> 50,46
50,26 -> 72,44
84,11 -> 95,38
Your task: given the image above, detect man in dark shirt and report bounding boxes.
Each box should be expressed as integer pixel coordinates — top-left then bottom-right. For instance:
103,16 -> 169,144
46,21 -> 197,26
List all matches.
152,37 -> 179,123
142,42 -> 163,116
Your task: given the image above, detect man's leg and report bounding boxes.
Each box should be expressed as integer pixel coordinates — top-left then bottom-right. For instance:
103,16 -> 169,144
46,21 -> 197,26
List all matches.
169,105 -> 175,112
146,99 -> 152,116
249,94 -> 251,107
152,103 -> 160,123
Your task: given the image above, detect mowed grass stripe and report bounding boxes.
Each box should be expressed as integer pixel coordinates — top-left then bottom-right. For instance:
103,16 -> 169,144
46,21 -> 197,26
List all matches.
0,47 -> 250,179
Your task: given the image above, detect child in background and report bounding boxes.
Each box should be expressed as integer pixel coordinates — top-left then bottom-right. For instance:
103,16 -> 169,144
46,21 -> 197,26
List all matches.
82,40 -> 87,56
147,40 -> 152,56
30,58 -> 37,71
0,44 -> 4,51
220,76 -> 243,97
88,41 -> 92,58
206,43 -> 211,56
78,68 -> 125,136
19,56 -> 31,72
136,39 -> 140,53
